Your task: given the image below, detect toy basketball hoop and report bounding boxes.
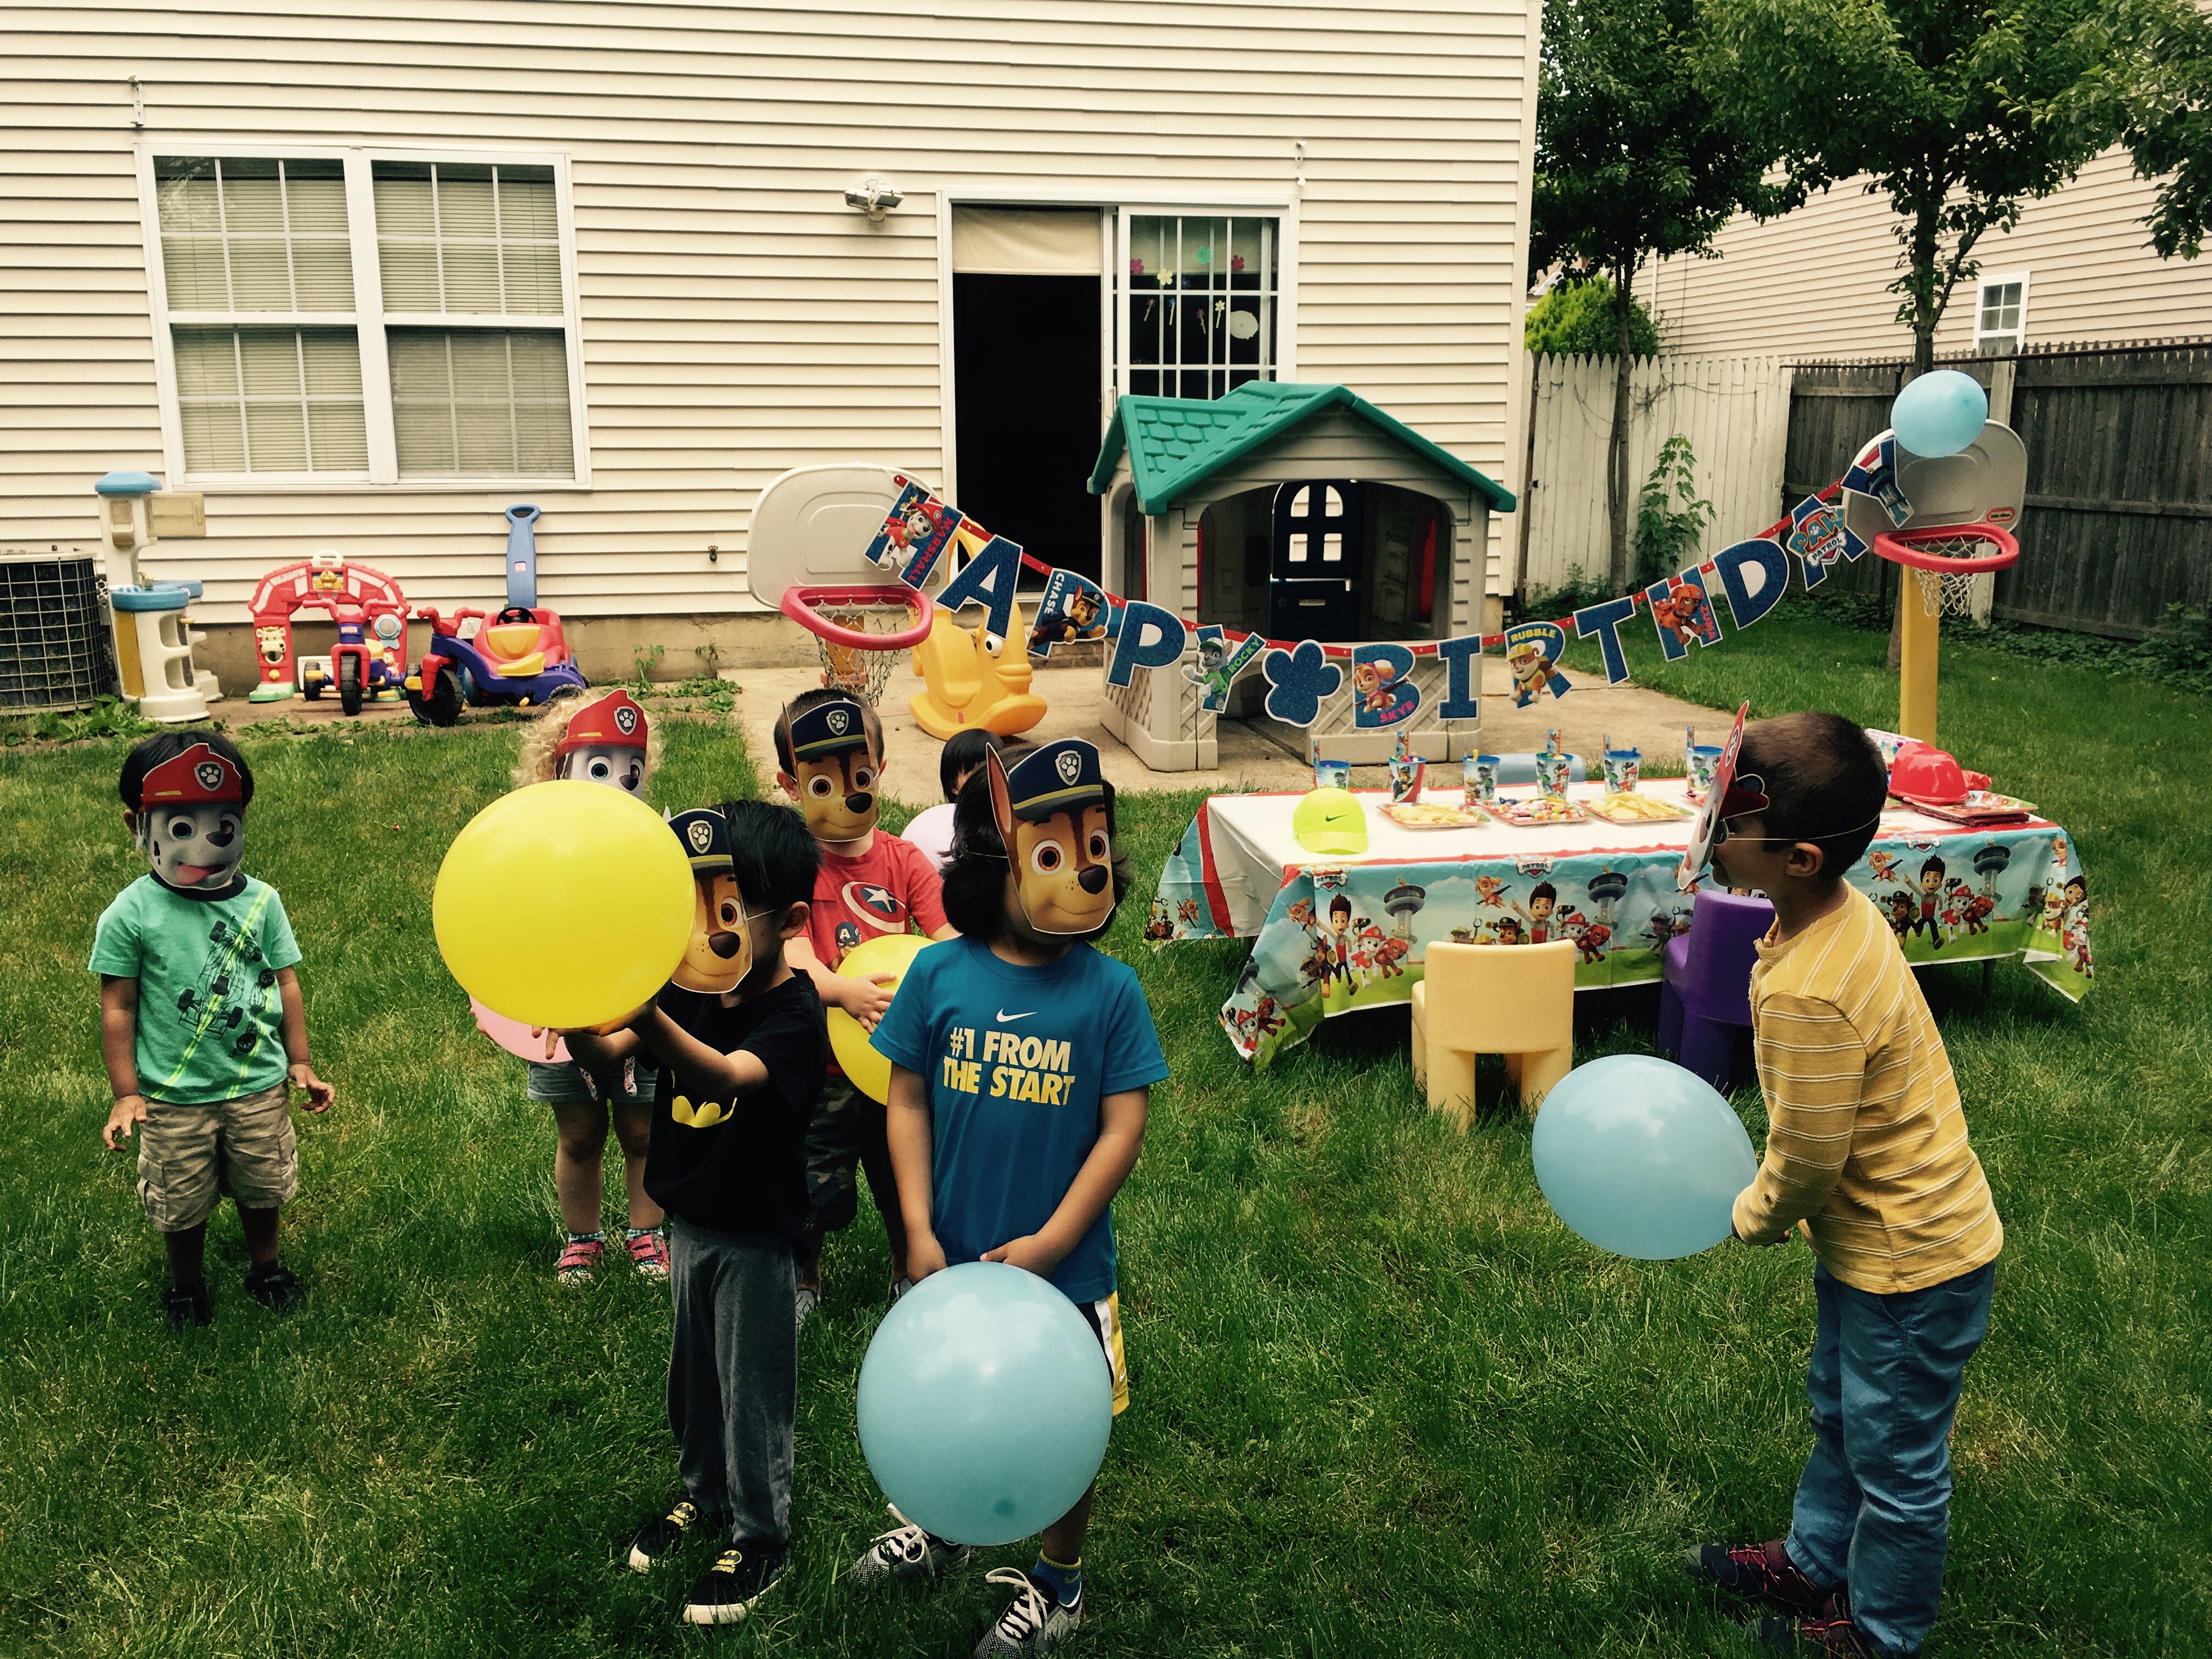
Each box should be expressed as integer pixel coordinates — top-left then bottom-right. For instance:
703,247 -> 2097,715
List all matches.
1873,521 -> 2019,620
781,583 -> 935,706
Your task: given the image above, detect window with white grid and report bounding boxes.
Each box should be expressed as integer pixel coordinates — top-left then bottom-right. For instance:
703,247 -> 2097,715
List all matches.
145,150 -> 583,484
1118,213 -> 1279,399
1974,272 -> 2029,356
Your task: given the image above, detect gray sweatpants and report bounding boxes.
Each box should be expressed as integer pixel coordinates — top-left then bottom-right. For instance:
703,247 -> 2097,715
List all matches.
667,1217 -> 797,1548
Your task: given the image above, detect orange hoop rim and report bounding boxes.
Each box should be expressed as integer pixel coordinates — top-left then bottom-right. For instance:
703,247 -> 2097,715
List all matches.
1872,521 -> 2020,575
779,583 -> 936,651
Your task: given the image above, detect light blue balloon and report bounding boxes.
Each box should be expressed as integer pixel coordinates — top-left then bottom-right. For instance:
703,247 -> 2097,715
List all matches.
855,1262 -> 1113,1545
1531,1054 -> 1760,1260
1890,369 -> 1989,458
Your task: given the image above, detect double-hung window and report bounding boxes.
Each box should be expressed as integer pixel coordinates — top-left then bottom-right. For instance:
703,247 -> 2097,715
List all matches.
145,149 -> 585,485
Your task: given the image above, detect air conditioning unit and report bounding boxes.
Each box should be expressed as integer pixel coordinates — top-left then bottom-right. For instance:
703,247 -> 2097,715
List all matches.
0,549 -> 121,713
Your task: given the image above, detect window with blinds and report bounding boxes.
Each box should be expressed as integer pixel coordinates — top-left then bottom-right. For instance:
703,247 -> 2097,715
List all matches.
148,151 -> 580,483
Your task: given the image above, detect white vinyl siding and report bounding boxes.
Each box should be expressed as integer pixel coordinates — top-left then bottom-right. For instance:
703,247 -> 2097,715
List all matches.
2,1 -> 1538,623
1651,149 -> 2212,359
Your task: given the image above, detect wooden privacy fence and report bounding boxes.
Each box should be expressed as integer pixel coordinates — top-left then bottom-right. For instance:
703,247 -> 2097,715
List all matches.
1519,352 -> 1790,599
1785,340 -> 2212,639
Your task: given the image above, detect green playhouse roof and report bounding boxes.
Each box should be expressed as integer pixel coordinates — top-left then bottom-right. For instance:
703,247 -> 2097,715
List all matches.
1087,381 -> 1516,516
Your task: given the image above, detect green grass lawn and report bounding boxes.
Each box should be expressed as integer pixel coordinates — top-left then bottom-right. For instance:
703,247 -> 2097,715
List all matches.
2,617 -> 2208,1657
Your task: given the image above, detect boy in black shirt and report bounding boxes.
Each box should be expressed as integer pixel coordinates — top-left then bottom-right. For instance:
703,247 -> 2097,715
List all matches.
566,799 -> 825,1626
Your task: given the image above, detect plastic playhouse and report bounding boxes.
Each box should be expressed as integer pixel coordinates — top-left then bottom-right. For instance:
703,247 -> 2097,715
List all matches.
246,550 -> 410,713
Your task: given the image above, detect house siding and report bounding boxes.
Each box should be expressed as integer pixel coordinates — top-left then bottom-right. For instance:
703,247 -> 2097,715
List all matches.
2,0 -> 1538,628
1650,149 -> 2212,362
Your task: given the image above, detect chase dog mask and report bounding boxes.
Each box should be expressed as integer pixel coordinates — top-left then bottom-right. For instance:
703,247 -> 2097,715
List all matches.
783,698 -> 879,842
668,808 -> 751,994
134,742 -> 247,892
989,738 -> 1116,937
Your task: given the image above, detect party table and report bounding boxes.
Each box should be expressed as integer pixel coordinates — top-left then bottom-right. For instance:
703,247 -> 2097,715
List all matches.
1146,780 -> 2094,1067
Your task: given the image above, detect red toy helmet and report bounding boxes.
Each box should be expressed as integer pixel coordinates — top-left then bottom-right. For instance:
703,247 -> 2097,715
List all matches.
140,741 -> 245,806
554,690 -> 650,758
1889,742 -> 1968,805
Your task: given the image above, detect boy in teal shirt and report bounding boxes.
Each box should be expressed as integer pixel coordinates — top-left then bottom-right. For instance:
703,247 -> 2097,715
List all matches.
90,732 -> 334,1330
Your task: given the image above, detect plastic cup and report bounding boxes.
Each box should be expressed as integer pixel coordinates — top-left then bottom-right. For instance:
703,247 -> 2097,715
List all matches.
1603,748 -> 1641,794
1314,758 -> 1351,791
1537,751 -> 1572,800
1686,744 -> 1723,799
1465,753 -> 1499,806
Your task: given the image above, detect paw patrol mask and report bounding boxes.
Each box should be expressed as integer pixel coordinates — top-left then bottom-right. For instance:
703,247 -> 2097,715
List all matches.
989,738 -> 1117,937
783,698 -> 879,842
668,807 -> 749,993
134,742 -> 246,892
555,690 -> 650,794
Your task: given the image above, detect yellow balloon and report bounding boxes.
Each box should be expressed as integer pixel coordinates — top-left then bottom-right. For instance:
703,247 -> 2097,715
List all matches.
433,780 -> 693,1030
826,931 -> 932,1104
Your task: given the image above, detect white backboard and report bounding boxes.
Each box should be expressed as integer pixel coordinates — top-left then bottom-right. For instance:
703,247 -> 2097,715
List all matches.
747,464 -> 922,605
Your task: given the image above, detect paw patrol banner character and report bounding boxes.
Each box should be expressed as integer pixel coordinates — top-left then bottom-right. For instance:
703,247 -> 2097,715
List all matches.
1504,622 -> 1572,708
780,697 -> 880,845
1183,624 -> 1265,712
988,738 -> 1120,937
133,741 -> 247,892
864,477 -> 967,587
668,807 -> 750,994
1028,567 -> 1119,659
1350,642 -> 1420,729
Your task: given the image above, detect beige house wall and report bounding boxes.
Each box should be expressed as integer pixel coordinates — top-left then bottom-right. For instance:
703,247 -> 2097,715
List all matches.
2,0 -> 1541,646
1649,149 -> 2212,362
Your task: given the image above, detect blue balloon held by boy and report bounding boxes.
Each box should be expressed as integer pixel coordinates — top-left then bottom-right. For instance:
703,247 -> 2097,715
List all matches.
855,1262 -> 1113,1547
1889,369 -> 1988,459
1531,1054 -> 1759,1260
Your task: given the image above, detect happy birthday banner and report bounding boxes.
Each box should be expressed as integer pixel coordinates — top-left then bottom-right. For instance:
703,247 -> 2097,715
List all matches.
859,438 -> 1898,729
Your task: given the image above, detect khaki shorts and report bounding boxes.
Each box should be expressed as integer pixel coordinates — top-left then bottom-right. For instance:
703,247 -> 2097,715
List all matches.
137,1082 -> 297,1232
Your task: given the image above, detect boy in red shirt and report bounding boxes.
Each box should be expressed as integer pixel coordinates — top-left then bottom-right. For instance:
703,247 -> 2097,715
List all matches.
774,690 -> 957,1325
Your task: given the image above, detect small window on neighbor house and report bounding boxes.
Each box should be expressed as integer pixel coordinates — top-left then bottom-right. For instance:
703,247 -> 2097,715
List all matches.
1975,273 -> 2028,356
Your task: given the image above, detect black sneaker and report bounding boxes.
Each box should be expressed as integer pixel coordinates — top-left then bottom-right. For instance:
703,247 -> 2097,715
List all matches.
682,1543 -> 786,1625
1757,1610 -> 1903,1656
245,1260 -> 303,1314
1682,1539 -> 1839,1616
629,1497 -> 708,1572
162,1282 -> 211,1331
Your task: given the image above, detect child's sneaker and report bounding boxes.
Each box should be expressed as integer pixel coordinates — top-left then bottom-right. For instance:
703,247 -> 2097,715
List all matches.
625,1227 -> 670,1283
794,1285 -> 820,1333
628,1497 -> 708,1572
681,1543 -> 786,1624
1682,1539 -> 1838,1616
245,1260 -> 303,1314
556,1233 -> 604,1285
1757,1610 -> 1897,1656
161,1282 -> 211,1331
847,1505 -> 973,1586
973,1567 -> 1081,1657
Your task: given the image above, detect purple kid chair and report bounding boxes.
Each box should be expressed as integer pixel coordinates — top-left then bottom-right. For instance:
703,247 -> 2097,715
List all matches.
1656,889 -> 1776,1091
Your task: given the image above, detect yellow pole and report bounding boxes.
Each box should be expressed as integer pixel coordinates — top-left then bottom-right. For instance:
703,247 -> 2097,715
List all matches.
1897,576 -> 1939,745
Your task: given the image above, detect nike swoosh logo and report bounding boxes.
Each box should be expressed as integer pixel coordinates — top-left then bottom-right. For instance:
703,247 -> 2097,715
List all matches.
995,1009 -> 1035,1023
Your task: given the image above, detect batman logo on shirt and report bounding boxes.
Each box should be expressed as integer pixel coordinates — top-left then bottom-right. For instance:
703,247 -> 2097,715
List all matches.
671,1096 -> 731,1130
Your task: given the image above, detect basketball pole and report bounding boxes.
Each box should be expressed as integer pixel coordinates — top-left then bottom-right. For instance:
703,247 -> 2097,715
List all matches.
1898,585 -> 1940,745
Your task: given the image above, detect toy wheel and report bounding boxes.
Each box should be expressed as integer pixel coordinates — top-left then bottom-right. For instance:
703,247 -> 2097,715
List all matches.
301,674 -> 323,702
337,655 -> 364,716
409,666 -> 464,726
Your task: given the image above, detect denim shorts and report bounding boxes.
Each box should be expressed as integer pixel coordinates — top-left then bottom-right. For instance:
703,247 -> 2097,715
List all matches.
526,1057 -> 658,1107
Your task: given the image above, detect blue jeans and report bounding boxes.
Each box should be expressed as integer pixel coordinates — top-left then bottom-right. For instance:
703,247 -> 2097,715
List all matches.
1786,1260 -> 1995,1657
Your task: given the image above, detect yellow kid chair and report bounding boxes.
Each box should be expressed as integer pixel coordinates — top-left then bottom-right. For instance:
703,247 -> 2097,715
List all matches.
909,594 -> 1048,740
1410,939 -> 1576,1124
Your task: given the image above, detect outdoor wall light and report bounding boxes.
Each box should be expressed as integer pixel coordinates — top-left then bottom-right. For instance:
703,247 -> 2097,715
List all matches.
844,176 -> 902,221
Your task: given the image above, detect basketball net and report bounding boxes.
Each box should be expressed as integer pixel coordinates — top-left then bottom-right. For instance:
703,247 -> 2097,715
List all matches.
810,595 -> 921,707
1904,529 -> 2007,620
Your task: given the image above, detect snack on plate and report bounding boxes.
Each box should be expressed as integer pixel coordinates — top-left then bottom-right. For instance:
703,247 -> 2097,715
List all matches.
1492,795 -> 1589,827
1590,792 -> 1693,823
1380,800 -> 1489,830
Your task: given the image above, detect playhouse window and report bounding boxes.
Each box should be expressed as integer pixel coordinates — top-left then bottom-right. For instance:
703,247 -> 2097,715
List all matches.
1120,215 -> 1278,399
146,149 -> 585,486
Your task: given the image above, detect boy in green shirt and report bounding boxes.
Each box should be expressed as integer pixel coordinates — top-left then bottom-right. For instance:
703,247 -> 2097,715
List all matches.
90,732 -> 334,1330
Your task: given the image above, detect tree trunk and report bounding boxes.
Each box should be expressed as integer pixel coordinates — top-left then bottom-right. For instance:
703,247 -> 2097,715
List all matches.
1608,269 -> 1635,593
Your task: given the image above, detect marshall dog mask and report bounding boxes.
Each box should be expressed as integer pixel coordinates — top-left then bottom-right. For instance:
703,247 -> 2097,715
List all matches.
134,741 -> 248,893
668,806 -> 749,993
781,697 -> 879,842
554,689 -> 650,794
989,737 -> 1118,937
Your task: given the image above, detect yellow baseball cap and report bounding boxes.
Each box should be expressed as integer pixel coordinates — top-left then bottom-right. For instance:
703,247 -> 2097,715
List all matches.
1293,786 -> 1369,856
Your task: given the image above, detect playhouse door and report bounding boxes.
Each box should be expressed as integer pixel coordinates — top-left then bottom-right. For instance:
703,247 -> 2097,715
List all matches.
1267,480 -> 1364,642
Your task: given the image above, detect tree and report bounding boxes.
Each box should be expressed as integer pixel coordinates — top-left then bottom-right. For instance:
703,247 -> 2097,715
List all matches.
1531,0 -> 1799,592
1697,0 -> 2212,375
1523,277 -> 1662,357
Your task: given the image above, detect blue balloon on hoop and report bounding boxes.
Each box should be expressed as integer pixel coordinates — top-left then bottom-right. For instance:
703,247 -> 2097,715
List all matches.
1891,370 -> 1989,458
1531,1054 -> 1760,1259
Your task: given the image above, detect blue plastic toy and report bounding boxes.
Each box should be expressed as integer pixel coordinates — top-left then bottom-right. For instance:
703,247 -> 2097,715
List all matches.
405,504 -> 589,725
1531,1053 -> 1759,1260
1891,370 -> 1989,459
855,1262 -> 1113,1545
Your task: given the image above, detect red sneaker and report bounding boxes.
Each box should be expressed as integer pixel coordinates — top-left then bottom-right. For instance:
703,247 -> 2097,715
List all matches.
1681,1539 -> 1839,1616
1757,1611 -> 1903,1657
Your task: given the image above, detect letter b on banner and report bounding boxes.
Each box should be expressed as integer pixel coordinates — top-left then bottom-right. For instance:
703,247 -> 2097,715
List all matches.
1107,601 -> 1189,687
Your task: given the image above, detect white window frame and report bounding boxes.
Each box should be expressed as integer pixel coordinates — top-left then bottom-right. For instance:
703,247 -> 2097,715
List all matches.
1972,269 -> 2030,357
933,187 -> 1297,506
1114,207 -> 1289,403
135,139 -> 591,490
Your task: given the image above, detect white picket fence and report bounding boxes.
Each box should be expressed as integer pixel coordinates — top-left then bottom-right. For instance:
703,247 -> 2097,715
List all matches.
1519,353 -> 1790,599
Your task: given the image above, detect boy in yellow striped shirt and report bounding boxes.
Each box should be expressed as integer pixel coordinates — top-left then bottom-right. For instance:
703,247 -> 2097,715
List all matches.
1679,713 -> 2001,1659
